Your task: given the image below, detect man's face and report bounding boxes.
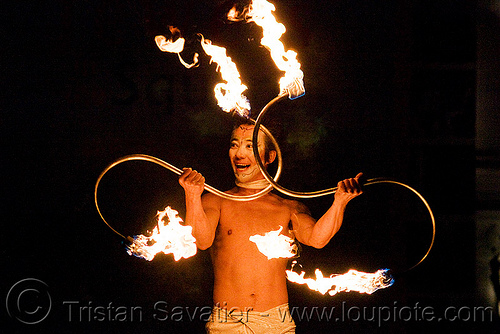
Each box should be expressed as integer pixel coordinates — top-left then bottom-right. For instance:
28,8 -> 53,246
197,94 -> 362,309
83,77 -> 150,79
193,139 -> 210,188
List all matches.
229,125 -> 269,183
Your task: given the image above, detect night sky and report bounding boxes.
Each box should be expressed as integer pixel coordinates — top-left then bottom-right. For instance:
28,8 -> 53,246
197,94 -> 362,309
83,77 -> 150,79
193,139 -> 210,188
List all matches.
3,1 -> 496,333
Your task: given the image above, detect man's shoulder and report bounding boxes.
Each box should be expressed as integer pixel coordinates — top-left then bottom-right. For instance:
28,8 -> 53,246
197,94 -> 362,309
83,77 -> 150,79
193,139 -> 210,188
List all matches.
269,194 -> 307,211
281,197 -> 310,214
201,192 -> 222,207
201,188 -> 244,206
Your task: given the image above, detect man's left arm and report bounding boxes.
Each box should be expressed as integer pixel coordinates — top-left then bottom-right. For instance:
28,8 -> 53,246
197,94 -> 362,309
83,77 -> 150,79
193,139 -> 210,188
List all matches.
292,173 -> 363,249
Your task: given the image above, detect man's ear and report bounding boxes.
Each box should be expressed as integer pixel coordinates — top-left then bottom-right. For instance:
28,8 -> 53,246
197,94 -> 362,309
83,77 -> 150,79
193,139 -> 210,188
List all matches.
267,150 -> 277,165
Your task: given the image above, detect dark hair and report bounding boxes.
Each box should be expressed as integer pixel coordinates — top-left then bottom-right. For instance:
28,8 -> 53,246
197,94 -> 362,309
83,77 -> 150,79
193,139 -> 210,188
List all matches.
231,119 -> 275,163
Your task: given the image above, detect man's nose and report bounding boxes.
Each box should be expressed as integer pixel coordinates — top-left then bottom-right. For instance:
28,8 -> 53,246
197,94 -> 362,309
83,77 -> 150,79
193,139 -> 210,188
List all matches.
235,146 -> 246,158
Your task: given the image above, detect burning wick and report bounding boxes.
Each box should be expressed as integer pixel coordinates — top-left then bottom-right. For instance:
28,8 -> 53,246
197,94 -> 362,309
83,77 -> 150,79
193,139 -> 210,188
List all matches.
286,261 -> 394,296
249,226 -> 299,259
125,206 -> 197,261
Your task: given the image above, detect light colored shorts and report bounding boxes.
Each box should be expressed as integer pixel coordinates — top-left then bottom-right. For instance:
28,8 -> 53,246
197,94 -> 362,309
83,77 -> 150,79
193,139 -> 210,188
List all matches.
205,303 -> 296,333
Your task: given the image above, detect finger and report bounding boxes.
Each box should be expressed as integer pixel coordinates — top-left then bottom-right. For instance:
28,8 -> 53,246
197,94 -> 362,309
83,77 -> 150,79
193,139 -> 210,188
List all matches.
348,177 -> 362,193
181,167 -> 192,176
187,171 -> 206,186
193,173 -> 204,183
179,168 -> 192,183
342,178 -> 350,190
337,180 -> 346,192
185,169 -> 199,182
354,172 -> 365,187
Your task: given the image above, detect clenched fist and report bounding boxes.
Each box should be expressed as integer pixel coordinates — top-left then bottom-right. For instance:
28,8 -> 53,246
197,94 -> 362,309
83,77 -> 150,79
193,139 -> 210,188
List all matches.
334,172 -> 364,204
179,168 -> 205,198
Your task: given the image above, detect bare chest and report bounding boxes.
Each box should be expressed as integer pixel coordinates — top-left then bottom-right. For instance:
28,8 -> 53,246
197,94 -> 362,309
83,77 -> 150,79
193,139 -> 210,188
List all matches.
217,198 -> 293,241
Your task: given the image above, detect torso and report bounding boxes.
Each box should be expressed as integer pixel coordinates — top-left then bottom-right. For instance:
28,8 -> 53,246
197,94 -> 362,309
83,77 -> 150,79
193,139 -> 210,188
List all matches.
206,189 -> 299,312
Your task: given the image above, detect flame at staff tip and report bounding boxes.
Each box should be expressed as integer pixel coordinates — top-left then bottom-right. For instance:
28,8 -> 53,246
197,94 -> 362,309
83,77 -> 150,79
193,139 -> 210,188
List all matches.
228,0 -> 305,99
155,26 -> 199,69
125,206 -> 197,261
199,35 -> 251,118
286,262 -> 394,296
249,226 -> 298,259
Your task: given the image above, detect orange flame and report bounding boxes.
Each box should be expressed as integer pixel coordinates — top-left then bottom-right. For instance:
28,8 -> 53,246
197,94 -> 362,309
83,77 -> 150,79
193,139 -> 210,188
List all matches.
155,26 -> 199,68
126,206 -> 197,261
155,28 -> 249,117
249,227 -> 394,295
227,6 -> 243,22
286,262 -> 394,296
155,1 -> 305,116
199,35 -> 251,118
229,0 -> 305,98
249,226 -> 298,259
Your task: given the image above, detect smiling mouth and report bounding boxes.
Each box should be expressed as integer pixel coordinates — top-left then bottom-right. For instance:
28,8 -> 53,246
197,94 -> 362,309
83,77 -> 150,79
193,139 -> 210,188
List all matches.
235,164 -> 251,170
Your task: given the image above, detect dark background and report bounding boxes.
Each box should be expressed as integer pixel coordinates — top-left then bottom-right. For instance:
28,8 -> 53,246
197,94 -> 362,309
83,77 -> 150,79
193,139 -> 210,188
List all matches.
2,0 -> 499,333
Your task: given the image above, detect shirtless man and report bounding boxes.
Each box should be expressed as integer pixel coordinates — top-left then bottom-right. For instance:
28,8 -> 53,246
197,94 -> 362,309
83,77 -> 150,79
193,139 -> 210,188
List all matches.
179,122 -> 363,333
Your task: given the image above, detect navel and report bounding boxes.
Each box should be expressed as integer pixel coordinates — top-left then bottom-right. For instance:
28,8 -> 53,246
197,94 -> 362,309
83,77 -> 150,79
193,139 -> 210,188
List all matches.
227,229 -> 232,235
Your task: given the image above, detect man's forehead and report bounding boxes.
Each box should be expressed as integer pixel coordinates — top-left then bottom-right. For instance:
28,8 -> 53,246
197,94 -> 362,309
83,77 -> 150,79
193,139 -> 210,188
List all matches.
231,124 -> 264,143
231,125 -> 264,141
237,124 -> 254,133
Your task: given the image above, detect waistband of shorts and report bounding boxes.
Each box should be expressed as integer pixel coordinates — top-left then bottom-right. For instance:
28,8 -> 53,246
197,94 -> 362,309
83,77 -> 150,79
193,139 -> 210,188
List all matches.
211,303 -> 289,317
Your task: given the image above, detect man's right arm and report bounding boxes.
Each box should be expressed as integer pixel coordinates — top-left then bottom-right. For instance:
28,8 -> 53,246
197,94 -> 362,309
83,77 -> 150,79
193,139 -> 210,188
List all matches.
291,173 -> 363,248
179,168 -> 220,250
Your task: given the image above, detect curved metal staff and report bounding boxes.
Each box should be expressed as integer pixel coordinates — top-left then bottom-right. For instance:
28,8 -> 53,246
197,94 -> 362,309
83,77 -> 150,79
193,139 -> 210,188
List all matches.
94,124 -> 284,240
94,94 -> 435,272
251,93 -> 435,272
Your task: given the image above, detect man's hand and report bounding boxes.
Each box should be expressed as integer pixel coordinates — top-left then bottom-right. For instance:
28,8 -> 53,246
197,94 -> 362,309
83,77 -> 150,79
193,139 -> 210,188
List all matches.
334,172 -> 364,205
179,168 -> 205,197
